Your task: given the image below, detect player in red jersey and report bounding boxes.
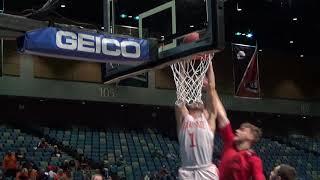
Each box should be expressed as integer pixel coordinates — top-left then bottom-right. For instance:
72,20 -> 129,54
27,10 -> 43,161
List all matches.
213,86 -> 265,180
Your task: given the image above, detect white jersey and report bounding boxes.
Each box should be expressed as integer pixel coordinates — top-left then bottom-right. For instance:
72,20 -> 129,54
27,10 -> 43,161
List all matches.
178,113 -> 214,167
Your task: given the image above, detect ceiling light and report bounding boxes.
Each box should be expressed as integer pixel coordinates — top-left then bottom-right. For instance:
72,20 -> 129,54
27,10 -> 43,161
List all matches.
235,32 -> 241,36
302,116 -> 306,119
101,26 -> 105,30
134,16 -> 139,20
60,4 -> 66,8
246,33 -> 253,38
300,54 -> 304,58
289,40 -> 294,44
292,17 -> 298,21
128,15 -> 133,18
259,49 -> 263,52
189,25 -> 194,28
120,14 -> 127,18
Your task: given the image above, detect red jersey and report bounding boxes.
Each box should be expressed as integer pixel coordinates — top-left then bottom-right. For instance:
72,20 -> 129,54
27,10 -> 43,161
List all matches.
218,123 -> 265,180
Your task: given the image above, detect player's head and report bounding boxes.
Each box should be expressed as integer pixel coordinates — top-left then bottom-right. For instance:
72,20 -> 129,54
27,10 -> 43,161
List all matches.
234,122 -> 262,146
186,102 -> 205,112
269,164 -> 297,180
91,174 -> 104,180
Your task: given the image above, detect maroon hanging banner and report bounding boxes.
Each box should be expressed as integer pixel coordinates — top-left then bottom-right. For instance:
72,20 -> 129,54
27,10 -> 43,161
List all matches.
232,43 -> 261,98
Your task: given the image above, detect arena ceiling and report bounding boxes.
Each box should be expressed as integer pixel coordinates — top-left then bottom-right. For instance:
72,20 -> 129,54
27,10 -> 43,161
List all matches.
3,0 -> 320,57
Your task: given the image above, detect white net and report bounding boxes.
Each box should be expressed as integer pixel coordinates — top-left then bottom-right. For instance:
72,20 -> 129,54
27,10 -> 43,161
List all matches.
170,53 -> 213,106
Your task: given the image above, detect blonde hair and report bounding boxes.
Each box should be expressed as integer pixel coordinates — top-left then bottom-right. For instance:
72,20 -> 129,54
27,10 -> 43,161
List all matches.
241,123 -> 262,143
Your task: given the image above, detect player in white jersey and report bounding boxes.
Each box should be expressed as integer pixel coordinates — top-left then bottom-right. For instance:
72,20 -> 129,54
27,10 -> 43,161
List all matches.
175,61 -> 219,180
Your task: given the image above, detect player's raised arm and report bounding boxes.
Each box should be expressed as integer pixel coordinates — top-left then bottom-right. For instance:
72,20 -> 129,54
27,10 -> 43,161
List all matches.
214,90 -> 230,129
175,102 -> 188,131
204,60 -> 217,132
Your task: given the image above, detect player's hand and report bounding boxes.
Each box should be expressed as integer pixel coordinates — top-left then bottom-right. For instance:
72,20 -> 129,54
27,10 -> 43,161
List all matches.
202,77 -> 209,90
206,60 -> 215,88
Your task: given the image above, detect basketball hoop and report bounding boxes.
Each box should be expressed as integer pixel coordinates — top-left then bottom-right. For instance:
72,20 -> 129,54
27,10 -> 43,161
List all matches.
170,52 -> 213,106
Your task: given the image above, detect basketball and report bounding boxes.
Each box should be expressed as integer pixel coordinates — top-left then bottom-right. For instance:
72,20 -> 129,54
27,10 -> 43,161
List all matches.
183,32 -> 200,44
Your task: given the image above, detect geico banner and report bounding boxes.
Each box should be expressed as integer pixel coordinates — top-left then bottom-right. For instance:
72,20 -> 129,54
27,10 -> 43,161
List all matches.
17,27 -> 151,63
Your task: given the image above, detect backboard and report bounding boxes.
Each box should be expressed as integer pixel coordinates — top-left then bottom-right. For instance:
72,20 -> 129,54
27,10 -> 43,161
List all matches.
103,0 -> 225,84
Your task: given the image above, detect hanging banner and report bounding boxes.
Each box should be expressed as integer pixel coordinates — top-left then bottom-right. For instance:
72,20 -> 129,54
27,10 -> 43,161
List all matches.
17,27 -> 152,64
232,43 -> 261,98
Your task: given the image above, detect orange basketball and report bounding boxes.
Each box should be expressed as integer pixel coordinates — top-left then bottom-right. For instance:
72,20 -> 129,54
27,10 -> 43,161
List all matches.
183,32 -> 200,44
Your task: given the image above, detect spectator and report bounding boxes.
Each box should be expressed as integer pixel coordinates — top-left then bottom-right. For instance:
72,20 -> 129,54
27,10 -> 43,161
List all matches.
47,165 -> 57,173
91,174 -> 104,180
269,164 -> 297,180
55,169 -> 66,180
166,153 -> 177,161
79,154 -> 88,167
103,160 -> 110,170
52,145 -> 62,158
21,161 -> 32,170
149,171 -> 157,180
151,148 -> 163,158
16,149 -> 26,162
61,160 -> 70,172
64,169 -> 72,180
158,165 -> 169,178
29,167 -> 38,180
2,151 -> 17,178
103,167 -> 110,179
0,169 -> 4,179
48,169 -> 57,180
116,155 -> 126,167
68,160 -> 75,168
37,138 -> 48,149
102,154 -> 110,168
36,168 -> 48,180
68,160 -> 78,173
16,168 -> 29,180
144,172 -> 151,180
111,174 -> 120,180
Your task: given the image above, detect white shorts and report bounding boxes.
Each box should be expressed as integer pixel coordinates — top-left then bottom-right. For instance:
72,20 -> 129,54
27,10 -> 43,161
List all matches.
178,164 -> 219,180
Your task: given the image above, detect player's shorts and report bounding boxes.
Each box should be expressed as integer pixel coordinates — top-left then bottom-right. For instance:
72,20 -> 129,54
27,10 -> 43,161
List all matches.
178,163 -> 219,180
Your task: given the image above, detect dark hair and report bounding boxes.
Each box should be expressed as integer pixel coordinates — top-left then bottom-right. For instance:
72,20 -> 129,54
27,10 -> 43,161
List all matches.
241,123 -> 262,143
186,102 -> 204,111
278,164 -> 297,180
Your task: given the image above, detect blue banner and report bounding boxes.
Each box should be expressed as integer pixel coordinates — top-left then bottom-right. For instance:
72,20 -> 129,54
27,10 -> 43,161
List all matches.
17,27 -> 151,64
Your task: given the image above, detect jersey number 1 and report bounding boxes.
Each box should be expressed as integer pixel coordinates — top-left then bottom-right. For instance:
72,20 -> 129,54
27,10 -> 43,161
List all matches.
188,133 -> 196,147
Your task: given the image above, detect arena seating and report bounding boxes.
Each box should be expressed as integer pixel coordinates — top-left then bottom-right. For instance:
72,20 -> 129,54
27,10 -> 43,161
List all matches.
0,125 -> 72,169
41,126 -> 320,179
275,135 -> 320,154
1,124 -> 319,179
42,127 -> 180,179
254,138 -> 320,179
